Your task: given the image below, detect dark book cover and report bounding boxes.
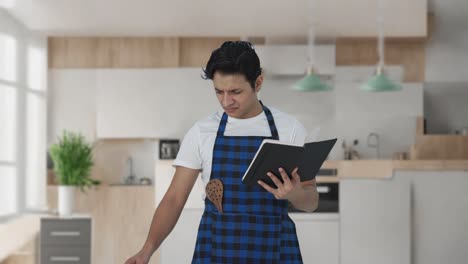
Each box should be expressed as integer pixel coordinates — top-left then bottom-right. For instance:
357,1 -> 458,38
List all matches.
242,138 -> 337,188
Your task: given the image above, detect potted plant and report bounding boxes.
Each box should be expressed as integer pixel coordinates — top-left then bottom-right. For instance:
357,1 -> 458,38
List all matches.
49,130 -> 100,216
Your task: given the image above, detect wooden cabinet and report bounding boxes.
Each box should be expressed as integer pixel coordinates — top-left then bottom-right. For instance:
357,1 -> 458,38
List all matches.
47,186 -> 159,264
48,37 -> 180,69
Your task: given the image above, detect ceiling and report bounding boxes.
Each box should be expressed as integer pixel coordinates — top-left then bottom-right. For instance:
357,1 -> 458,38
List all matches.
0,0 -> 427,37
2,0 -> 428,37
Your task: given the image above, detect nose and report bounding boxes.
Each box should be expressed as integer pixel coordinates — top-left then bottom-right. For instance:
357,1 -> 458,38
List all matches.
222,93 -> 234,107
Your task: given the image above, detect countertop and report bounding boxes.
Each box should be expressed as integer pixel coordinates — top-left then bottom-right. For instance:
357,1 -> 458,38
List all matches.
320,159 -> 468,179
289,212 -> 340,221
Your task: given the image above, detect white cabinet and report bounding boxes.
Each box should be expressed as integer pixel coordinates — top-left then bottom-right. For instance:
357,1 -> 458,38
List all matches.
291,213 -> 340,264
155,160 -> 205,263
161,212 -> 339,264
49,70 -> 98,142
159,209 -> 203,264
340,178 -> 411,264
155,160 -> 205,209
96,68 -> 219,138
255,45 -> 335,76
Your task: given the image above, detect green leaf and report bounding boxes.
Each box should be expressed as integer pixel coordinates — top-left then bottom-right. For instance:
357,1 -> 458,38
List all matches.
49,130 -> 100,192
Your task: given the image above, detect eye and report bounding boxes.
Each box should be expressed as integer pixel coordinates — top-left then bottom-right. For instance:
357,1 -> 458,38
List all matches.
215,90 -> 223,94
233,90 -> 241,94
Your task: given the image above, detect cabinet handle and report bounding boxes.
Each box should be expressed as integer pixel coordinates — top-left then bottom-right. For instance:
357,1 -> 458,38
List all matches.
50,256 -> 80,262
317,186 -> 330,193
50,231 -> 81,237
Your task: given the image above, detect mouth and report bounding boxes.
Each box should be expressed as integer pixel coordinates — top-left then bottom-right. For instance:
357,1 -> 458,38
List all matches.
224,108 -> 237,113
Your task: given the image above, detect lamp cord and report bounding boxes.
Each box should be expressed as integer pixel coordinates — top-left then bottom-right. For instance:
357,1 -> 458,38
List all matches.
377,0 -> 385,69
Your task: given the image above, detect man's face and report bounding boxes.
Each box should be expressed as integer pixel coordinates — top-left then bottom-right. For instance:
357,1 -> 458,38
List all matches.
213,72 -> 263,119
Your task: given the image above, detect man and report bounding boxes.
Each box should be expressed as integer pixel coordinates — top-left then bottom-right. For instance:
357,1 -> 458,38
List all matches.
125,41 -> 319,264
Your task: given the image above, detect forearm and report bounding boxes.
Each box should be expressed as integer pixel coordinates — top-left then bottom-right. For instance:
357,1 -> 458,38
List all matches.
141,195 -> 185,255
289,184 -> 319,212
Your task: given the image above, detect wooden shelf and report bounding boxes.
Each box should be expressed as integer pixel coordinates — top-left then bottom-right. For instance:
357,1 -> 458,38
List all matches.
411,116 -> 468,159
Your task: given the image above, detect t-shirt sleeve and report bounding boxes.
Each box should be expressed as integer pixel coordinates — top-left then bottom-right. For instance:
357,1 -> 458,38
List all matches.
291,119 -> 308,145
291,119 -> 321,145
172,124 -> 203,170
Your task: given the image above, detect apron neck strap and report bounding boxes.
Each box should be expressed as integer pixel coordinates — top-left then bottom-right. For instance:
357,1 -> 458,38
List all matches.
217,101 -> 279,139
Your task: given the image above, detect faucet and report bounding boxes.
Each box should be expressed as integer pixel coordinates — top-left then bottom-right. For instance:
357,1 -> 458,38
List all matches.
367,132 -> 380,159
124,156 -> 136,184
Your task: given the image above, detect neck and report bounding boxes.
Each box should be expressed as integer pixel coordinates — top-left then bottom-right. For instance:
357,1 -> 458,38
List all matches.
243,100 -> 263,119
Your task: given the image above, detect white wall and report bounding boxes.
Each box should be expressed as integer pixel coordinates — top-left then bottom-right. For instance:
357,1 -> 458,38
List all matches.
426,0 -> 468,82
424,82 -> 468,134
423,1 -> 468,134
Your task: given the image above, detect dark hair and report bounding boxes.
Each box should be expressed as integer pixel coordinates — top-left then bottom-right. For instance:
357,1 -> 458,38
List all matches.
202,41 -> 262,89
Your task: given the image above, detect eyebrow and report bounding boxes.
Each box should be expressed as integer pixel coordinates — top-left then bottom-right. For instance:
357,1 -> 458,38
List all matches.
214,88 -> 241,92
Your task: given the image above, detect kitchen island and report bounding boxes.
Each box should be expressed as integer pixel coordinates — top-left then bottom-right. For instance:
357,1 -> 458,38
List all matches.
332,160 -> 468,264
155,159 -> 468,264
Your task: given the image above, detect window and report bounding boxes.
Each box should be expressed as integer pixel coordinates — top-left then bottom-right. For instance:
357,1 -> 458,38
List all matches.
0,33 -> 18,218
25,92 -> 47,209
0,84 -> 16,162
0,33 -> 16,82
0,20 -> 47,219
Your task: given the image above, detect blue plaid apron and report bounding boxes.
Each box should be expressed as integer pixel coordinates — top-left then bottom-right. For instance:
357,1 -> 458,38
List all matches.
192,103 -> 303,263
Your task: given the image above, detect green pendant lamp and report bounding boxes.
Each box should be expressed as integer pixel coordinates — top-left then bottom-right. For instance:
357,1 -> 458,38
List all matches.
360,0 -> 402,92
294,67 -> 332,91
293,0 -> 332,92
360,66 -> 402,92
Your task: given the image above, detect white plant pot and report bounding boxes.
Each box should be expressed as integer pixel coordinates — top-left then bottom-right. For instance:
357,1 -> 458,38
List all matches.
58,185 -> 75,216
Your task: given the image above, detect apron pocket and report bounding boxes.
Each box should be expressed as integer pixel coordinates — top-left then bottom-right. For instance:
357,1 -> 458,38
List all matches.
210,211 -> 281,263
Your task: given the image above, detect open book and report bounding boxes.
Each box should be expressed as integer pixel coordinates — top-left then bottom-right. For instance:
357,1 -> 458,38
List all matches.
242,138 -> 337,188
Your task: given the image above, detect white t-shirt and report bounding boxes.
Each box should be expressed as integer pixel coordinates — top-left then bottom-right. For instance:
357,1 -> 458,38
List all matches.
173,106 -> 319,186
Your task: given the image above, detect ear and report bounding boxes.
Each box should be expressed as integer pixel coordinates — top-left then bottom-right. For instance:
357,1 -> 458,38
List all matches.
255,75 -> 264,93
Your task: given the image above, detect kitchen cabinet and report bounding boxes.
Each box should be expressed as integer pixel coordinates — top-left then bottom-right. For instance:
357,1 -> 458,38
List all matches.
48,70 -> 98,142
290,213 -> 340,264
340,177 -> 410,264
159,209 -> 203,264
160,211 -> 339,264
40,217 -> 92,264
155,160 -> 205,209
96,68 -> 218,138
47,186 -> 159,264
395,170 -> 468,264
255,45 -> 335,76
154,160 -> 203,263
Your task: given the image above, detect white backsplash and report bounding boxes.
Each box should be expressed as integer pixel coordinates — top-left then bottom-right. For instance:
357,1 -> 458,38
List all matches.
262,74 -> 423,160
88,139 -> 157,184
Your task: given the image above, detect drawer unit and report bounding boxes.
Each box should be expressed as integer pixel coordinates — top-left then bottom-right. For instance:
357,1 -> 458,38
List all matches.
41,219 -> 91,246
40,246 -> 90,264
40,217 -> 92,264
